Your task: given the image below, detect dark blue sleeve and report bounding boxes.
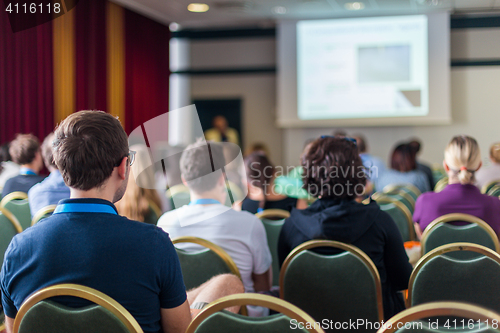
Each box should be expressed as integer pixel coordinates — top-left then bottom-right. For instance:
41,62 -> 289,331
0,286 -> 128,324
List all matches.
157,230 -> 187,309
1,239 -> 20,318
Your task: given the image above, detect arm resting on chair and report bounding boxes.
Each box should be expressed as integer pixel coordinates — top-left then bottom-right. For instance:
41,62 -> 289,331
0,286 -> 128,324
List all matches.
5,315 -> 14,333
161,300 -> 192,333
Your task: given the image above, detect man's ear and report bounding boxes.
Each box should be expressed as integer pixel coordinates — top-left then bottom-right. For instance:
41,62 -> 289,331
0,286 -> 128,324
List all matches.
117,157 -> 128,180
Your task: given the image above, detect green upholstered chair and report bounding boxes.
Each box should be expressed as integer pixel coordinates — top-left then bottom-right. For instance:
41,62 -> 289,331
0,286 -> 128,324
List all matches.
31,205 -> 56,226
434,177 -> 449,193
383,184 -> 421,202
280,240 -> 384,332
486,185 -> 500,197
143,202 -> 161,225
420,213 -> 499,260
13,284 -> 143,333
166,184 -> 191,209
375,198 -> 415,242
255,209 -> 290,286
407,243 -> 500,313
481,180 -> 500,194
372,191 -> 415,214
185,293 -> 325,333
378,301 -> 500,333
0,207 -> 23,263
0,192 -> 31,230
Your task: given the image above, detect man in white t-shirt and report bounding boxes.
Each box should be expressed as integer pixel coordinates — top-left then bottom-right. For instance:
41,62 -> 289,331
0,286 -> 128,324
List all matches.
157,139 -> 272,316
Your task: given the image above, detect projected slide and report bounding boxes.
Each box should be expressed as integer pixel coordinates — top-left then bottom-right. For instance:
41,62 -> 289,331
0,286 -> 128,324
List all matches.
297,15 -> 428,120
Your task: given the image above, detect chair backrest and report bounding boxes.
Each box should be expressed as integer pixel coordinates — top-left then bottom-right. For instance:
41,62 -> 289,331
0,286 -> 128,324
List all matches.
31,205 -> 57,226
373,191 -> 415,214
434,177 -> 448,193
481,180 -> 500,194
378,301 -> 500,333
0,207 -> 23,263
486,184 -> 500,197
420,213 -> 499,259
143,202 -> 161,225
383,184 -> 421,202
259,217 -> 285,286
185,293 -> 325,333
14,283 -> 143,333
255,209 -> 290,220
0,192 -> 31,230
166,184 -> 191,209
375,198 -> 415,242
408,243 -> 500,313
280,240 -> 384,331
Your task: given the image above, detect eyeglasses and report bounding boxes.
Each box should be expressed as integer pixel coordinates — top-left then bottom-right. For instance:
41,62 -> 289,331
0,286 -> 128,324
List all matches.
115,150 -> 136,167
320,135 -> 357,147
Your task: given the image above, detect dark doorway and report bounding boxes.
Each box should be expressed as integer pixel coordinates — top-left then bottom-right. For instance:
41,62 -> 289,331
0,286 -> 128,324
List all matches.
193,98 -> 243,148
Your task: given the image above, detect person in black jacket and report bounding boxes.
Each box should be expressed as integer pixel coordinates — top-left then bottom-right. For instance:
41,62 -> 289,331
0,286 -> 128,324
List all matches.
278,136 -> 412,320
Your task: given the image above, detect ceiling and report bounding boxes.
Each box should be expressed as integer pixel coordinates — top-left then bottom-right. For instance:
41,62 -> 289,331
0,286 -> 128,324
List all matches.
111,0 -> 500,28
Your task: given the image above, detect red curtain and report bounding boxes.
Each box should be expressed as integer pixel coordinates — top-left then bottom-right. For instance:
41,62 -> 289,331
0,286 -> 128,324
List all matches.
75,0 -> 107,111
0,13 -> 54,144
124,8 -> 170,135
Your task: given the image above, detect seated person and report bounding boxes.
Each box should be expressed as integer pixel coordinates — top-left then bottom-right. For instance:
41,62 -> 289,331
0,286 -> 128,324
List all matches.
28,133 -> 70,217
241,152 -> 304,214
0,142 -> 20,190
353,134 -> 386,182
376,143 -> 430,193
408,139 -> 435,190
158,139 -> 272,317
1,111 -> 243,333
204,115 -> 239,145
2,134 -> 45,197
413,135 -> 500,238
475,142 -> 500,190
277,136 -> 412,320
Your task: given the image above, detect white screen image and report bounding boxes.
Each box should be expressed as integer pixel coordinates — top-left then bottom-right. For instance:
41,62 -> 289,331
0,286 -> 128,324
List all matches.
297,15 -> 429,120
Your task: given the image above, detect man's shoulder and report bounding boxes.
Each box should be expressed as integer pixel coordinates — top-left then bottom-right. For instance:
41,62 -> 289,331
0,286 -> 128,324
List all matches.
158,205 -> 261,227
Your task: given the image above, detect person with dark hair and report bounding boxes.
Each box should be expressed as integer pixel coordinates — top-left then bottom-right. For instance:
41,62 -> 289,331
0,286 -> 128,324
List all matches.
158,139 -> 272,317
241,152 -> 299,214
1,111 -> 243,333
27,133 -> 70,217
375,143 -> 430,193
408,139 -> 435,190
0,142 -> 20,190
353,134 -> 386,181
2,134 -> 45,197
278,136 -> 412,320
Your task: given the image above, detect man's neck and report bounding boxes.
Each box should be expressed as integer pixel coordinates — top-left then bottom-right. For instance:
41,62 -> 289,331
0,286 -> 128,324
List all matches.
70,188 -> 114,203
190,190 -> 224,205
20,164 -> 38,174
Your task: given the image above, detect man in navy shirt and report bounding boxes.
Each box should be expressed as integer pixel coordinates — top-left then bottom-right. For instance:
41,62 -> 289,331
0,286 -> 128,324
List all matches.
1,111 -> 243,333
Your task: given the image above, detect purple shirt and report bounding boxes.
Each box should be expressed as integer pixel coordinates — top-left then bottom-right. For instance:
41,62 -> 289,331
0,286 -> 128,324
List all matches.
413,183 -> 500,235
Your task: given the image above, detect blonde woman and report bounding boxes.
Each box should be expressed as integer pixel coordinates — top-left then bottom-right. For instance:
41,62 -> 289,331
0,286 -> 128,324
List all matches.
413,135 -> 500,238
475,142 -> 500,190
116,145 -> 162,224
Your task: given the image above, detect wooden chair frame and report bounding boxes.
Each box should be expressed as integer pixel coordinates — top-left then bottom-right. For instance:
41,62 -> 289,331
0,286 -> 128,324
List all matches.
407,242 -> 500,308
185,293 -> 325,333
31,205 -> 57,226
279,240 -> 384,322
0,192 -> 28,208
13,283 -> 143,333
378,301 -> 500,333
434,177 -> 449,193
420,213 -> 500,256
255,209 -> 290,220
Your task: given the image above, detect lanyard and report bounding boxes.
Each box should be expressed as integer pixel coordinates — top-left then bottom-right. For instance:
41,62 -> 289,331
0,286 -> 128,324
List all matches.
53,203 -> 118,215
20,168 -> 37,176
189,199 -> 220,205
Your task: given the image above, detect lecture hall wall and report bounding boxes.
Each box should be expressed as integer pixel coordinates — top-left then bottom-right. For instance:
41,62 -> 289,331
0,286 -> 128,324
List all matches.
188,19 -> 500,169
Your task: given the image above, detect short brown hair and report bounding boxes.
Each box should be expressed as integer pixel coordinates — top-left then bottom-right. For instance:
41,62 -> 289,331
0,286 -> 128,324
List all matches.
391,143 -> 416,172
9,134 -> 40,165
180,139 -> 225,193
53,110 -> 129,191
41,133 -> 56,169
301,137 -> 366,199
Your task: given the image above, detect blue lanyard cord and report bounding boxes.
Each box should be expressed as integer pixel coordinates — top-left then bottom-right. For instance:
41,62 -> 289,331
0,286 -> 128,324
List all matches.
20,168 -> 37,176
54,203 -> 118,215
189,199 -> 220,205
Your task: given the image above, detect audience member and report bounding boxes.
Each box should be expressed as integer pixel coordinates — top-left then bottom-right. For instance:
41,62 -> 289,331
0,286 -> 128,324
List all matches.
158,139 -> 272,317
0,142 -> 20,190
204,115 -> 239,145
475,142 -> 500,190
376,143 -> 430,193
277,136 -> 412,320
116,145 -> 163,224
27,133 -> 70,217
353,134 -> 386,181
2,134 -> 45,197
241,152 -> 304,214
413,135 -> 500,238
408,139 -> 435,190
244,142 -> 270,158
0,111 -> 243,333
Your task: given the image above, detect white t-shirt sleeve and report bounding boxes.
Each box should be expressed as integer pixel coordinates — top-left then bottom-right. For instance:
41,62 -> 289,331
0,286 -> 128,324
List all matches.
249,217 -> 272,275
